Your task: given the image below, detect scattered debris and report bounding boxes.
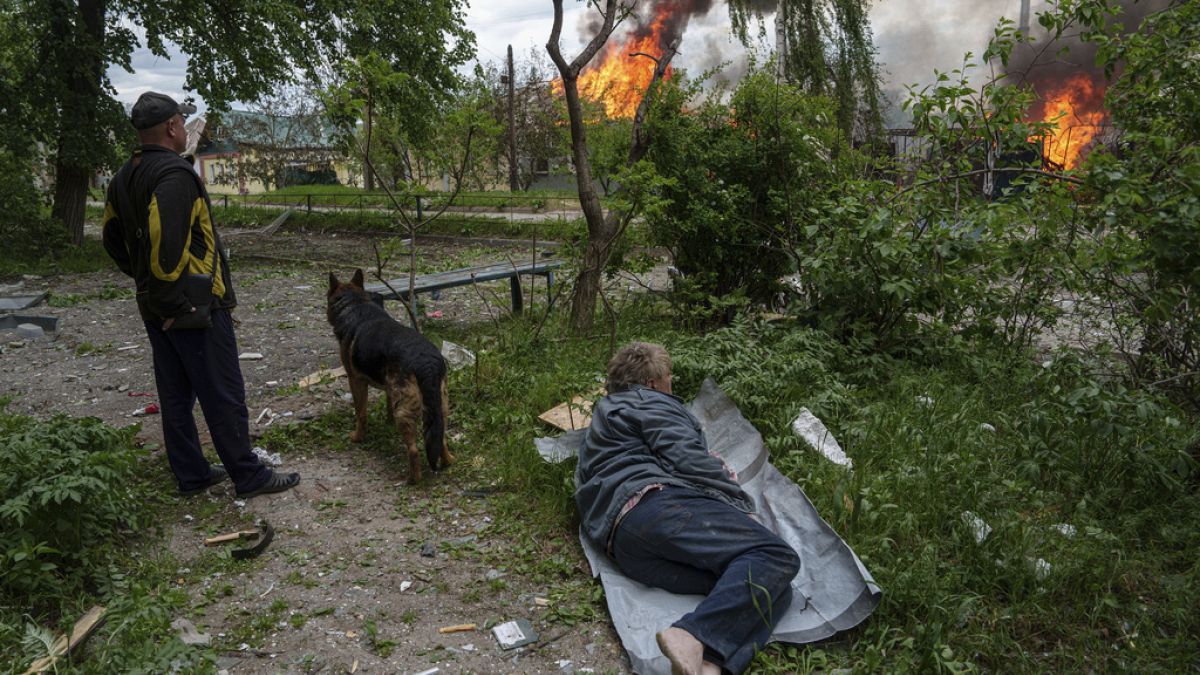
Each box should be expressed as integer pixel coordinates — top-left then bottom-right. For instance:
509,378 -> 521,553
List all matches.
493,619 -> 539,650
131,403 -> 160,416
399,581 -> 413,592
298,366 -> 346,388
171,617 -> 211,646
412,668 -> 440,675
255,408 -> 273,425
0,291 -> 47,311
252,446 -> 283,466
117,345 -> 138,351
420,542 -> 436,557
440,340 -> 475,370
791,408 -> 852,468
22,605 -> 106,674
438,623 -> 477,634
426,310 -> 444,319
204,521 -> 274,560
1032,557 -> 1052,580
1051,523 -> 1077,538
533,597 -> 551,607
15,323 -> 44,340
127,391 -> 153,397
961,511 -> 992,544
238,352 -> 264,361
916,395 -> 935,406
538,389 -> 601,432
979,422 -> 997,433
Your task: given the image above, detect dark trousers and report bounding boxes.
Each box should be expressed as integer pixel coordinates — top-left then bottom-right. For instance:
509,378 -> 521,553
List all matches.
612,487 -> 801,674
143,308 -> 268,493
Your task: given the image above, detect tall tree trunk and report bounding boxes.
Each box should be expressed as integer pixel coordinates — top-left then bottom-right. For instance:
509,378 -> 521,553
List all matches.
548,1 -> 677,334
51,162 -> 90,246
548,0 -> 621,333
50,0 -> 106,247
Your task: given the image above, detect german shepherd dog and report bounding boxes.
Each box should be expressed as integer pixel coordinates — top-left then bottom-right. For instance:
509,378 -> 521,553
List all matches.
327,269 -> 452,483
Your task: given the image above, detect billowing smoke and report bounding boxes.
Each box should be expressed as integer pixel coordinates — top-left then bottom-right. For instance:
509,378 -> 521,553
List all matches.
1007,0 -> 1170,83
580,0 -> 718,49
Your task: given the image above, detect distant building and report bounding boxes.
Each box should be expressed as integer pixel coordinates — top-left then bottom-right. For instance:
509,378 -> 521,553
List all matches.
195,110 -> 358,195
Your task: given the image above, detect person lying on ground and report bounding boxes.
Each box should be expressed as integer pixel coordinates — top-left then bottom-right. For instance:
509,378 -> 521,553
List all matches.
575,342 -> 801,675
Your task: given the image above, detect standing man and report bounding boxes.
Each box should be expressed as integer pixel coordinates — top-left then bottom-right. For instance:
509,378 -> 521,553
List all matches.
103,91 -> 300,499
576,342 -> 800,675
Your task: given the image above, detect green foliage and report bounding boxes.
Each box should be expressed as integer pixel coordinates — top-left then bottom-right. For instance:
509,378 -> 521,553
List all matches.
0,409 -> 147,605
1068,0 -> 1200,399
0,407 -> 209,672
728,0 -> 883,142
0,151 -> 63,261
642,321 -> 1199,671
637,67 -> 851,320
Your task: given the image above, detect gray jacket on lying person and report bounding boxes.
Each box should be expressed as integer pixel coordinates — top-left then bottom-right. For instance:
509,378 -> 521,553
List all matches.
575,381 -> 755,555
574,342 -> 799,675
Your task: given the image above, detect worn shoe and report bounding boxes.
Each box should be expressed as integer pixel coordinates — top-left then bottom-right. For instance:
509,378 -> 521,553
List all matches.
236,471 -> 301,498
178,464 -> 229,496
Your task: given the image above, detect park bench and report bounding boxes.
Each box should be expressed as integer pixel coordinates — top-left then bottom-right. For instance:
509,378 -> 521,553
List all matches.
364,258 -> 565,323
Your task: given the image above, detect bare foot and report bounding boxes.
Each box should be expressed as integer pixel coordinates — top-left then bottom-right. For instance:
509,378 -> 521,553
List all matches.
657,627 -> 704,675
701,660 -> 722,675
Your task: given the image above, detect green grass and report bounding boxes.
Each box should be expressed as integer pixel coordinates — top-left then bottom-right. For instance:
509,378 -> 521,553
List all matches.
0,238 -> 114,276
3,265 -> 1196,671
427,306 -> 1199,671
257,185 -> 580,212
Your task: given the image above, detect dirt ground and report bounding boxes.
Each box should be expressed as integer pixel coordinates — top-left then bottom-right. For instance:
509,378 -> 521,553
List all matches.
0,228 -> 635,674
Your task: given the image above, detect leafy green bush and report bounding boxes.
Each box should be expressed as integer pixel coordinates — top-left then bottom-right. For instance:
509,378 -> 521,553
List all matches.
0,151 -> 63,261
0,408 -> 148,607
639,69 -> 850,317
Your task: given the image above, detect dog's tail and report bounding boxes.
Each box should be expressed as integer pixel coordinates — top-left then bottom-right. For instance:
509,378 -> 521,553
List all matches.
418,356 -> 449,471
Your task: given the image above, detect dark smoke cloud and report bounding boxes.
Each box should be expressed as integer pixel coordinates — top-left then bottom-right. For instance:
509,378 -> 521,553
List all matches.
579,0 -> 722,52
1007,0 -> 1171,84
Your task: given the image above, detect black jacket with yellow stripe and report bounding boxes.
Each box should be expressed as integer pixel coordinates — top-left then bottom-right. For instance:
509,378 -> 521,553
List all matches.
103,144 -> 236,323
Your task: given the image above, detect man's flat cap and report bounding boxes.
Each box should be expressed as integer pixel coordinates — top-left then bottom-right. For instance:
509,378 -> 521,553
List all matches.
131,92 -> 197,130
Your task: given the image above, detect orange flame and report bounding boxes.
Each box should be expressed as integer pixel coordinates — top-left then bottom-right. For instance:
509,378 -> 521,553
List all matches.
1031,73 -> 1106,170
555,11 -> 674,119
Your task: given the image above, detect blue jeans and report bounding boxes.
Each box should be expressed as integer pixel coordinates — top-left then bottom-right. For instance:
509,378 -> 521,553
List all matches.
144,308 -> 269,493
612,487 -> 801,674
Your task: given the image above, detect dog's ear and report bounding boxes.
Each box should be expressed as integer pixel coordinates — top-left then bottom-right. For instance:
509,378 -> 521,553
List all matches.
328,272 -> 339,295
351,268 -> 365,288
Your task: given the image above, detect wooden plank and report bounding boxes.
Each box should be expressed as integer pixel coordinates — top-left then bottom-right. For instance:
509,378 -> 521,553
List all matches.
538,392 -> 600,431
23,606 -> 106,674
204,530 -> 261,546
298,366 -> 346,388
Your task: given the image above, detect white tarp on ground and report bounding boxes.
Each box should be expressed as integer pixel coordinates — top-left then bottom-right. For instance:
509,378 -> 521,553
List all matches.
535,379 -> 882,675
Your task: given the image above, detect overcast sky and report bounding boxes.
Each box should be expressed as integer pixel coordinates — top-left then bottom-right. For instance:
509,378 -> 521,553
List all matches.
108,1 -> 1033,118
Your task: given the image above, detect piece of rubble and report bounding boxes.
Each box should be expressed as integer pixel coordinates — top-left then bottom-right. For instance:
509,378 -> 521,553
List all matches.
440,340 -> 475,370
298,366 -> 346,388
493,619 -> 538,650
15,323 -> 44,340
172,617 -> 212,646
238,352 -> 264,360
961,511 -> 992,544
252,446 -> 282,466
791,408 -> 852,468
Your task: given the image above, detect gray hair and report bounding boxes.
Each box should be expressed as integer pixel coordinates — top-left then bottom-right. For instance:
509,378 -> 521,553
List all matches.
606,342 -> 671,393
